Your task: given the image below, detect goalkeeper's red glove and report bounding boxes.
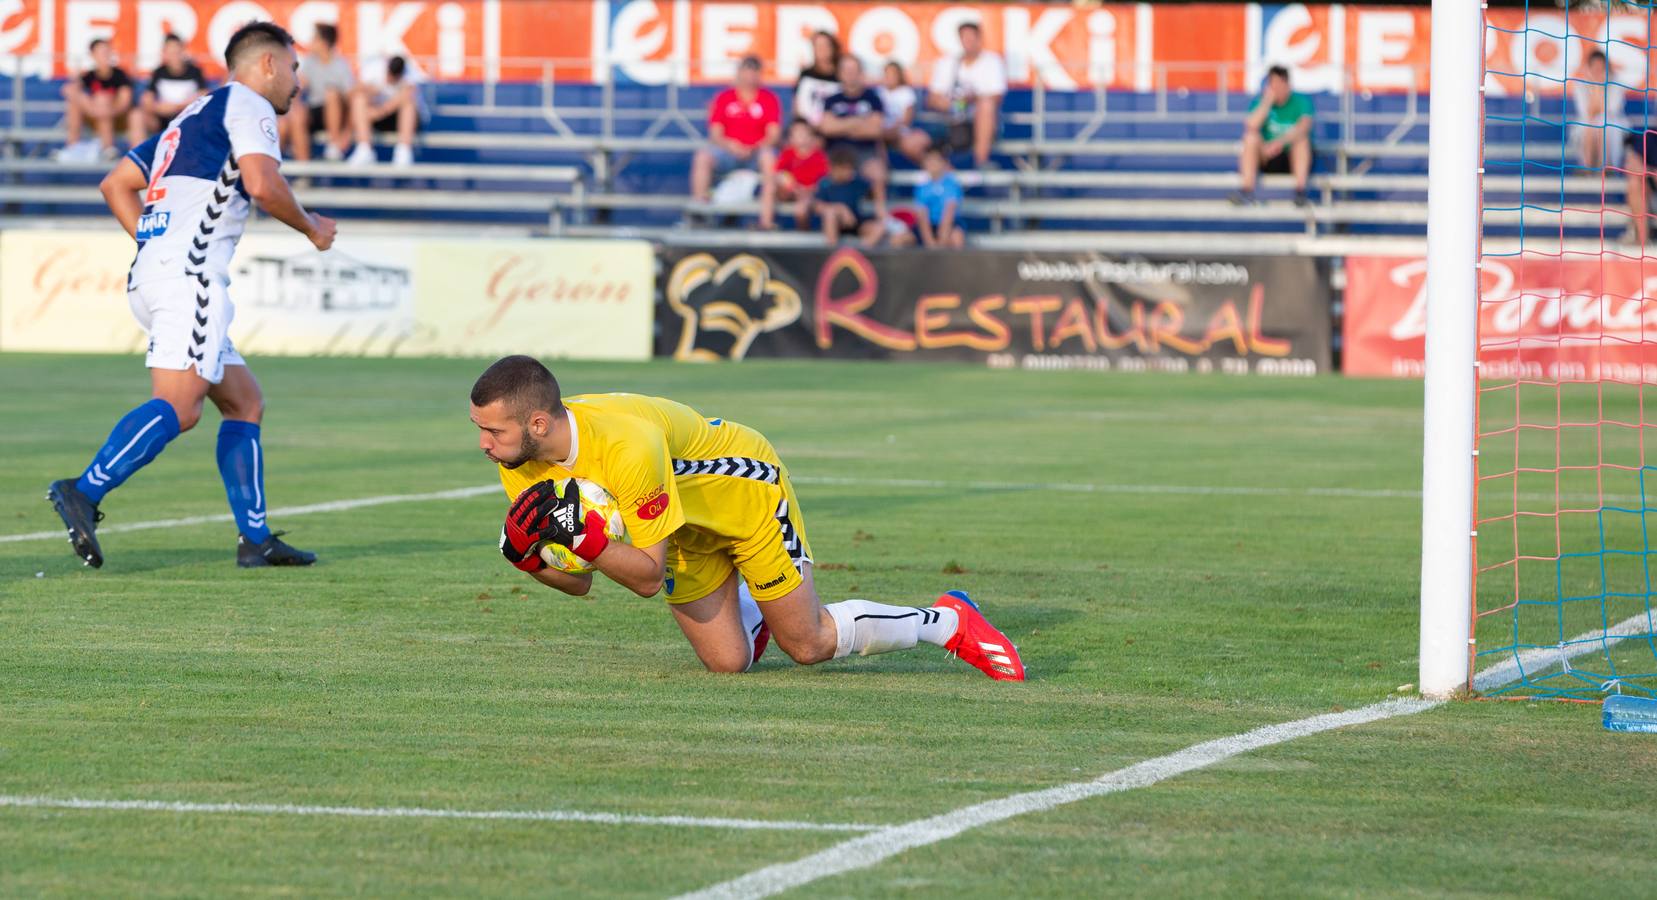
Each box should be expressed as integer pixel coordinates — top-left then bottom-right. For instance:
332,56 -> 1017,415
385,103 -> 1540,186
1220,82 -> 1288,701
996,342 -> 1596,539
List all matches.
536,481 -> 611,563
501,481 -> 557,572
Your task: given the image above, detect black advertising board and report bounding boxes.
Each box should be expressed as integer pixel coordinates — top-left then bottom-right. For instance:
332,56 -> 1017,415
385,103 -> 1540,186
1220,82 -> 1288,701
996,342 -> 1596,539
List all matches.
656,247 -> 1332,374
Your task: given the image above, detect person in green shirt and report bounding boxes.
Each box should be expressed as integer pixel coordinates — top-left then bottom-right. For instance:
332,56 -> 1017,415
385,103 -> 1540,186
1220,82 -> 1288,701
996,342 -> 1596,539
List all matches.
1232,65 -> 1314,207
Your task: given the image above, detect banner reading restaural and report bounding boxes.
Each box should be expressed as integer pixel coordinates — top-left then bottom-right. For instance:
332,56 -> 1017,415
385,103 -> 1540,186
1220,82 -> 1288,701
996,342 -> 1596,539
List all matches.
656,247 -> 1331,375
0,230 -> 654,361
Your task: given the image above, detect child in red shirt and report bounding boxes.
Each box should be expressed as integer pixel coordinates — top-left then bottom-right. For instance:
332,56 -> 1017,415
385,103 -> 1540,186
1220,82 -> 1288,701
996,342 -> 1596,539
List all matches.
769,120 -> 829,230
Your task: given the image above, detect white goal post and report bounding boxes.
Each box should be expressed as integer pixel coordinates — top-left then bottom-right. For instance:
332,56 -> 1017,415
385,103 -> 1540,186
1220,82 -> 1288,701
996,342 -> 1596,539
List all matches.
1418,0 -> 1482,699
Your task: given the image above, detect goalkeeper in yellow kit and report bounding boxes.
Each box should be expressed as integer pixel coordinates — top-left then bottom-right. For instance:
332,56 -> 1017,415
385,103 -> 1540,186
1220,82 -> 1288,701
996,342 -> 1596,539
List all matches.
467,355 -> 1025,680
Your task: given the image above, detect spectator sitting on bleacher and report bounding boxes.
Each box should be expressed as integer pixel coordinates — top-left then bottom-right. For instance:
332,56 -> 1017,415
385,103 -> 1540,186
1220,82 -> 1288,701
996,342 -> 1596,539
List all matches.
1231,64 -> 1313,207
794,31 -> 842,127
693,55 -> 781,227
1572,50 -> 1626,171
347,55 -> 424,167
820,56 -> 889,221
57,39 -> 133,163
913,146 -> 965,248
877,61 -> 922,162
1622,129 -> 1657,242
769,120 -> 828,231
128,33 -> 206,147
814,147 -> 886,246
924,21 -> 1005,169
285,23 -> 353,162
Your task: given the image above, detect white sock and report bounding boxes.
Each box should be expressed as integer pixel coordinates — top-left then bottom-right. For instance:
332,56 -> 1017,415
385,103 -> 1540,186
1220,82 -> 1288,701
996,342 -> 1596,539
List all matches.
738,582 -> 766,671
822,599 -> 959,659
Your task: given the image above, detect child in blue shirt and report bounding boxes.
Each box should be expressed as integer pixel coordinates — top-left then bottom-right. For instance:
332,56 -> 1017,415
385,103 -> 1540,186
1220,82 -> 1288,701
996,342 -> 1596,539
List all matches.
913,147 -> 965,248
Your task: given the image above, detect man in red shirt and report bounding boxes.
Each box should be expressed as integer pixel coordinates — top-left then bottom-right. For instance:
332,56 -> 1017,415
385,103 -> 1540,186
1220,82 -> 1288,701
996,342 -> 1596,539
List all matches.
692,56 -> 781,228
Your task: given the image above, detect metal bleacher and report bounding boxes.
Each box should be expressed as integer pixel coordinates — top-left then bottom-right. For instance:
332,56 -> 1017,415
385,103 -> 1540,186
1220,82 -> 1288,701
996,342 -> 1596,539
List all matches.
0,59 -> 1629,252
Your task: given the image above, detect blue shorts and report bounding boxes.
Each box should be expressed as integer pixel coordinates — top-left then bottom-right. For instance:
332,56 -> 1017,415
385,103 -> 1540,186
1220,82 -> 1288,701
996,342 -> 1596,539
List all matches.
708,144 -> 761,175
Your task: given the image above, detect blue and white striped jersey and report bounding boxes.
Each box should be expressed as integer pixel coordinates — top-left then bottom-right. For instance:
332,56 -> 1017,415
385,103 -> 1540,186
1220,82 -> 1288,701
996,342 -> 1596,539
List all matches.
125,82 -> 283,288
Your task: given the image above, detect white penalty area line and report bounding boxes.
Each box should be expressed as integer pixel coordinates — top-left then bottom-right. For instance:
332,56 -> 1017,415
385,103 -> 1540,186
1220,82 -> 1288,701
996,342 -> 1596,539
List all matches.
0,477 -> 1424,546
1,476 -> 1634,547
675,614 -> 1652,900
0,485 -> 501,545
0,795 -> 879,834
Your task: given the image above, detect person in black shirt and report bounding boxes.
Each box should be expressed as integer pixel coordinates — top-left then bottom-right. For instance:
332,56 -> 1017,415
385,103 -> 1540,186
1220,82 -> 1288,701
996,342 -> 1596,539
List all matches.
60,39 -> 132,161
792,30 -> 840,127
818,56 -> 889,227
129,33 -> 208,146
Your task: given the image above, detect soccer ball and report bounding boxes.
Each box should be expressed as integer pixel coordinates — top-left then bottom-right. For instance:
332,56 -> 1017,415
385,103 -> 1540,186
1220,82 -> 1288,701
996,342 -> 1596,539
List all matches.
537,477 -> 630,574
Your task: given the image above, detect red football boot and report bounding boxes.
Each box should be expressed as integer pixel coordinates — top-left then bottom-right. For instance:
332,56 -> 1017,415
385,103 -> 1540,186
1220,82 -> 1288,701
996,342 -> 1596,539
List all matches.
748,621 -> 771,670
933,590 -> 1026,681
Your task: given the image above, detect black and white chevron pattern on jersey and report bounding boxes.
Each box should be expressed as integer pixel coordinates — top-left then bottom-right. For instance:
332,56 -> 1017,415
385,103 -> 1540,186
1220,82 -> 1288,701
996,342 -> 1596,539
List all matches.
775,498 -> 810,570
185,155 -> 238,364
671,456 -> 780,484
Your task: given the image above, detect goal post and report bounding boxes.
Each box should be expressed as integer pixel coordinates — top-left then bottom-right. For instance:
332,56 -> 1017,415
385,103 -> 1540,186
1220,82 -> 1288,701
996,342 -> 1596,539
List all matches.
1419,0 -> 1482,699
1423,1 -> 1657,701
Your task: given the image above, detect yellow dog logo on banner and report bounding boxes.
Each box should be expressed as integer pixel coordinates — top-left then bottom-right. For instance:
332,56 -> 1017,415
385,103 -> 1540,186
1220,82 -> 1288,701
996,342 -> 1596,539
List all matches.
664,253 -> 803,361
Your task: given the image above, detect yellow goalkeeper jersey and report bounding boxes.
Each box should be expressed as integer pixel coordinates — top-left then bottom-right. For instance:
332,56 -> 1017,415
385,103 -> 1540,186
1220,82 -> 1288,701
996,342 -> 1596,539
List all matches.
495,392 -> 786,551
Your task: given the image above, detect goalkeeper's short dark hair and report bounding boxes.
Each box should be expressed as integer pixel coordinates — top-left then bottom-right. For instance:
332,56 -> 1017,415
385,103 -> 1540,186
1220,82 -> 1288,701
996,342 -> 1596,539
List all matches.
472,355 -> 564,419
224,21 -> 294,71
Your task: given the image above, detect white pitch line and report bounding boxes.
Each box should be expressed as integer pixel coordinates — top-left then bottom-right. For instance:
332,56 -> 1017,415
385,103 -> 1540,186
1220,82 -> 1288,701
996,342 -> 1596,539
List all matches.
675,615 -> 1652,900
0,795 -> 879,833
0,485 -> 501,545
0,476 -> 1640,547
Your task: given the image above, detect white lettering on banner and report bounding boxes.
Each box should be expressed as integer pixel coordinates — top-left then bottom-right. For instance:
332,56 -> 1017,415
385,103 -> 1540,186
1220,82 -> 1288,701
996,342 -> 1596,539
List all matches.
136,0 -> 196,70
357,2 -> 427,78
207,2 -> 273,63
289,1 -> 344,54
1257,3 -> 1343,94
1356,10 -> 1413,90
1085,9 -> 1115,87
1511,11 -> 1569,86
774,5 -> 836,81
701,2 -> 757,81
1384,257 -> 1657,344
1003,6 -> 1073,89
64,0 -> 118,71
437,1 -> 466,77
612,0 -> 673,85
929,6 -> 979,60
846,7 -> 919,73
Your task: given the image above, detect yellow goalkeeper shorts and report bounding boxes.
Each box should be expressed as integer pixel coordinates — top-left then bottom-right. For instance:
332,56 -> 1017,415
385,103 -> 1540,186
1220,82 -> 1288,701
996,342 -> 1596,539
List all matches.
661,468 -> 813,605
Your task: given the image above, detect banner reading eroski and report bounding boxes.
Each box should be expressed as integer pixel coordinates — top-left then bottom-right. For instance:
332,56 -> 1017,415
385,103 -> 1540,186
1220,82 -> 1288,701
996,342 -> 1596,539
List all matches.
1,2 -> 1642,94
656,247 -> 1331,375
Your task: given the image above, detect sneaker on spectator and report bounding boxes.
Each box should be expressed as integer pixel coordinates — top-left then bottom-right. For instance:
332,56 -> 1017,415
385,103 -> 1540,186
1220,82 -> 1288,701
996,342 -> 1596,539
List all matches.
322,143 -> 344,162
53,140 -> 97,163
98,144 -> 119,163
347,142 -> 377,166
1227,190 -> 1257,207
391,143 -> 414,168
1292,190 -> 1311,208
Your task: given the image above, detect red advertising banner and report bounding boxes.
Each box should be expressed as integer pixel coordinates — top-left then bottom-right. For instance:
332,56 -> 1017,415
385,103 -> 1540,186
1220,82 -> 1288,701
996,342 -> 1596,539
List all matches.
0,2 -> 1646,93
1344,255 -> 1657,383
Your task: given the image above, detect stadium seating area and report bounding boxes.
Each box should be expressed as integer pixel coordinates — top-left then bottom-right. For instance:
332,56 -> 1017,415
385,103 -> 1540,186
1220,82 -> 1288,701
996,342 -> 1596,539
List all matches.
0,72 -> 1626,250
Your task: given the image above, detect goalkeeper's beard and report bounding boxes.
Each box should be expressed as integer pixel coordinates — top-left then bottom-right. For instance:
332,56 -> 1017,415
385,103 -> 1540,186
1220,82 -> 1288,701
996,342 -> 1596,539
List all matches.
494,429 -> 543,469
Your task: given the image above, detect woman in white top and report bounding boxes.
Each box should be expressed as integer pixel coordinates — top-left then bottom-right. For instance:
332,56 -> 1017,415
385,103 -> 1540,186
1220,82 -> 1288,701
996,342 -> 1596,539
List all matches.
1572,49 -> 1627,171
793,31 -> 842,127
877,60 -> 921,161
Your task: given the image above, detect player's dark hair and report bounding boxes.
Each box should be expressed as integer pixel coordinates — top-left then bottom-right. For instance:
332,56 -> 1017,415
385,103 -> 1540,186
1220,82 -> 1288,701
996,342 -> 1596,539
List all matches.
1267,64 -> 1291,82
472,355 -> 564,419
314,23 -> 338,48
224,21 -> 294,71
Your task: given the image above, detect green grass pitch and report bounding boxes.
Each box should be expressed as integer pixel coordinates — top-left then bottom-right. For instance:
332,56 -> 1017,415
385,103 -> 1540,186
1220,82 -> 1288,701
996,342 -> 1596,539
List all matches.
2,353 -> 1655,897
